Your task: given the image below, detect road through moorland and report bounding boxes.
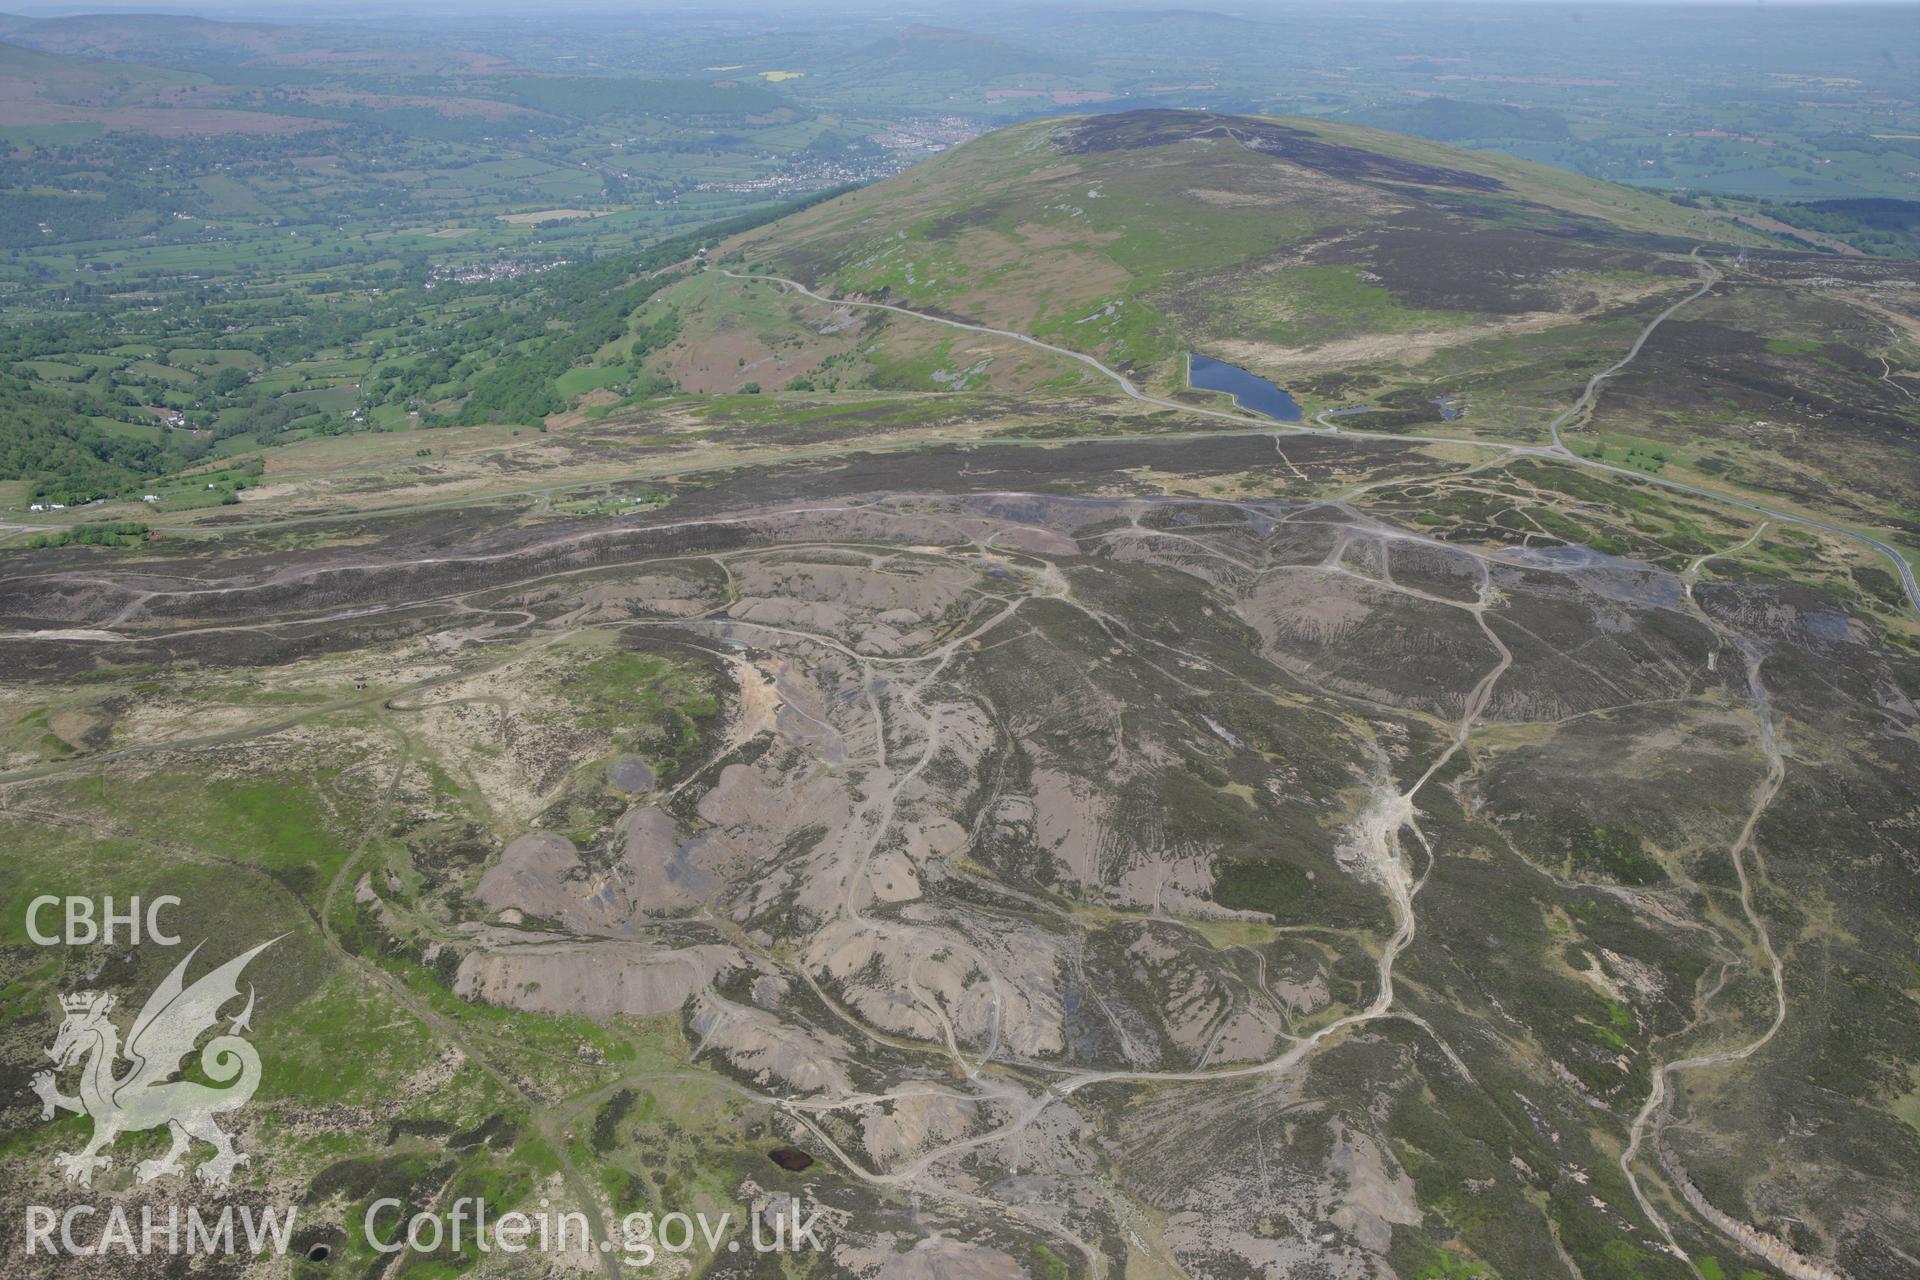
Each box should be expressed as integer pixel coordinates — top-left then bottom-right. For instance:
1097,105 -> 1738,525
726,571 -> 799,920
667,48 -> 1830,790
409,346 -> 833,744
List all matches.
0,475 -> 1836,1275
723,263 -> 1920,614
82,258 -> 1914,616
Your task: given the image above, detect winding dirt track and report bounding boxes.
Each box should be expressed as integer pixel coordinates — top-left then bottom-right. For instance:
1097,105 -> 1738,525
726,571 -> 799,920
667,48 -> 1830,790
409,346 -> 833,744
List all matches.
704,263 -> 1854,1270
75,258 -> 1914,620
625,509 -> 1526,1271
1543,251 -> 1723,456
2,483 -> 1833,1276
723,263 -> 1920,615
1610,525 -> 1827,1280
6,248 -> 1876,1274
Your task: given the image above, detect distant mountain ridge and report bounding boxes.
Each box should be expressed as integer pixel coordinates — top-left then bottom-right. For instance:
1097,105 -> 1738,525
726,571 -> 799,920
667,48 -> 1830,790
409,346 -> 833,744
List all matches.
0,11 -> 306,63
716,108 -> 1717,390
834,23 -> 1066,80
1353,97 -> 1574,143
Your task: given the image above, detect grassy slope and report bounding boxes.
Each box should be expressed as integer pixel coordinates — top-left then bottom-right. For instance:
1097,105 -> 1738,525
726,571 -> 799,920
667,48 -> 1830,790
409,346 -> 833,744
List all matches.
719,113 -> 1734,390
0,39 -> 208,95
728,113 -> 1724,272
705,110 -> 1920,568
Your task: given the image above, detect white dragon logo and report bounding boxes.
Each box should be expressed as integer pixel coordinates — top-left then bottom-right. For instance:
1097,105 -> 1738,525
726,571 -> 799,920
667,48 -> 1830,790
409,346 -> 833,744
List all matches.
31,937 -> 280,1187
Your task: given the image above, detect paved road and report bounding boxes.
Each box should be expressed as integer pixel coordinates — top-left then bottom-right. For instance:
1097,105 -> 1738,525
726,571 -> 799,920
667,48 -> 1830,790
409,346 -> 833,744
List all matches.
720,268 -> 1498,454
1545,250 -> 1721,454
26,261 -> 1908,616
728,265 -> 1920,615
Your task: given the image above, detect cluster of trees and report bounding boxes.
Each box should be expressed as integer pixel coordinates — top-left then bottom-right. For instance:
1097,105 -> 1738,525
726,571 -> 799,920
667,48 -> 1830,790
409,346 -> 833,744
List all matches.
1755,197 -> 1920,259
444,258 -> 686,425
394,190 -> 852,427
0,188 -> 164,251
0,292 -> 387,497
1356,98 -> 1571,144
497,76 -> 788,121
4,184 -> 855,501
25,520 -> 150,550
0,130 -> 347,250
1667,188 -> 1920,259
1,410 -> 168,504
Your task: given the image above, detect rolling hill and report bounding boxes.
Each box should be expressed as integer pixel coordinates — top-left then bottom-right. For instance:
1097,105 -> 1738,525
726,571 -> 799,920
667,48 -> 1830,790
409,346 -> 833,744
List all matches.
1351,96 -> 1575,144
834,23 -> 1065,80
3,105 -> 1919,1280
0,37 -> 204,98
702,110 -> 1920,543
717,109 -> 1717,393
0,10 -> 308,63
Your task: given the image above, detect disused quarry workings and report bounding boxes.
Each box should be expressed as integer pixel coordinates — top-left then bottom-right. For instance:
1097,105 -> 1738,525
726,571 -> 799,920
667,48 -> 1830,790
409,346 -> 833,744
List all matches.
2,450 -> 1914,1278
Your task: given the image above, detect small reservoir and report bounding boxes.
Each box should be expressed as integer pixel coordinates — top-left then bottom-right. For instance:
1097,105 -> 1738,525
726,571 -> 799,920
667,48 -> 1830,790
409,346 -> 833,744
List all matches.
1188,353 -> 1302,422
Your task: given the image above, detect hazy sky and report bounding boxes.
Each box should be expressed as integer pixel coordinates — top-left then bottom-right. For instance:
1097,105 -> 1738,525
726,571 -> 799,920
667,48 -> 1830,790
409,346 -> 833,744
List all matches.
9,0 -> 1920,17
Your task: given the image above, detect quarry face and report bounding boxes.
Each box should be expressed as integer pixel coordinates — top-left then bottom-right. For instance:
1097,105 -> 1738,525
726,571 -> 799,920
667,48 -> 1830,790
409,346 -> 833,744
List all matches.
2,436 -> 1917,1279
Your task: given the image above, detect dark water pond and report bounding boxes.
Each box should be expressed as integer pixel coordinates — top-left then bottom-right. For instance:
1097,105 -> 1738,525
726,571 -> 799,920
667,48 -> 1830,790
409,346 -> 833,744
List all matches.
1188,353 -> 1302,422
607,756 -> 655,792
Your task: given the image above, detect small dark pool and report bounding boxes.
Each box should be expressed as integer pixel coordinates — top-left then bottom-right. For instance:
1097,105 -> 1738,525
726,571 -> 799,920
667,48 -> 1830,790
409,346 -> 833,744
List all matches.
1187,353 -> 1302,422
768,1147 -> 815,1171
607,755 -> 655,793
